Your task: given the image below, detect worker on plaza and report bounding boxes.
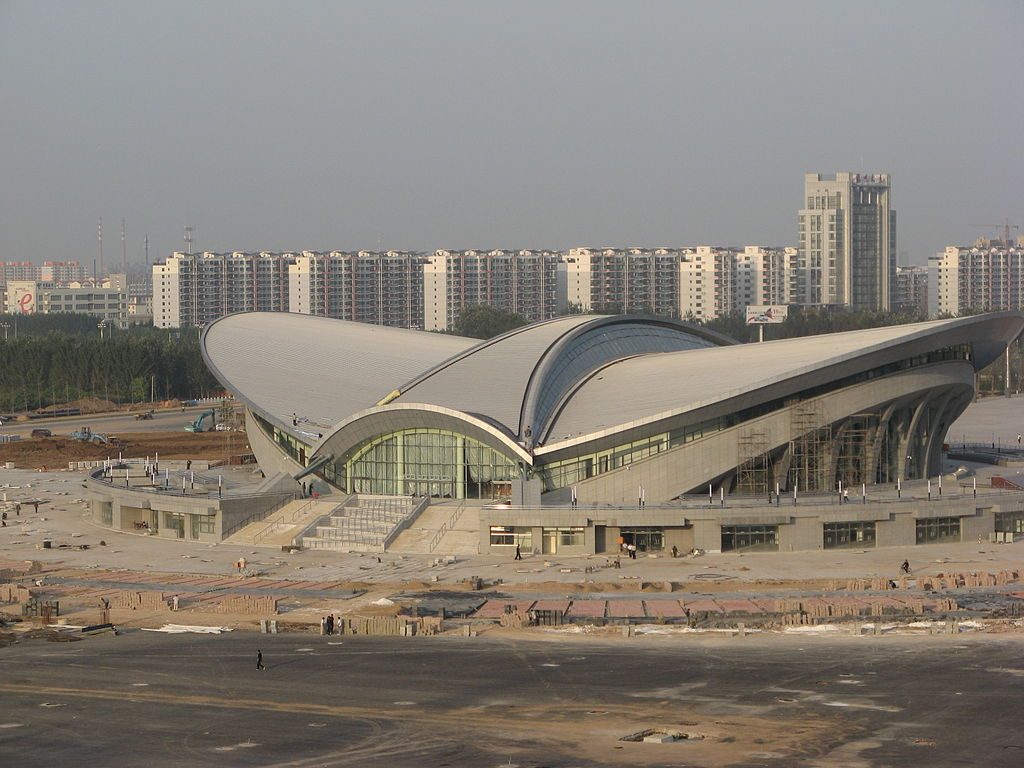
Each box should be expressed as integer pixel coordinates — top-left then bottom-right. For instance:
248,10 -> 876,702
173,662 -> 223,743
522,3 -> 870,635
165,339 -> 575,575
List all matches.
256,649 -> 265,671
514,543 -> 522,561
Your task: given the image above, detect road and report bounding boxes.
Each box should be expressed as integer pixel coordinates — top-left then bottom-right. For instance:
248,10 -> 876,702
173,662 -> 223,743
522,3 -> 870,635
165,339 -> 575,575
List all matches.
1,631 -> 1022,767
0,406 -> 216,437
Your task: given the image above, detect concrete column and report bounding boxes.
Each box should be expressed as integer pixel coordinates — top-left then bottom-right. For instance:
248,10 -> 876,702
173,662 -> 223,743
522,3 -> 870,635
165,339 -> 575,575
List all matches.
455,436 -> 465,500
396,432 -> 405,496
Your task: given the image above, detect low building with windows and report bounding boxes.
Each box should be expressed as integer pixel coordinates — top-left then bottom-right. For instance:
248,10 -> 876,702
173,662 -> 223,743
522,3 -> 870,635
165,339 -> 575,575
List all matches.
201,310 -> 1024,554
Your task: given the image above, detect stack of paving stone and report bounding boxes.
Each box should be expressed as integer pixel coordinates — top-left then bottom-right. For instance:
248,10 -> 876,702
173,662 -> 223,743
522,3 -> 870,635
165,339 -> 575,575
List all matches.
111,590 -> 168,610
208,595 -> 279,615
0,583 -> 32,603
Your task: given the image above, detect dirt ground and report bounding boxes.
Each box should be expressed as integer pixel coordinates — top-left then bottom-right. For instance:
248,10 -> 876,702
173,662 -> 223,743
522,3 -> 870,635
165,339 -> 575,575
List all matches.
0,431 -> 247,466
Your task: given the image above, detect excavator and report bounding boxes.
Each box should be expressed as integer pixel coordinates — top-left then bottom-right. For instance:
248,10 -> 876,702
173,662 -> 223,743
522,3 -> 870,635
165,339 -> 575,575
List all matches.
184,409 -> 216,433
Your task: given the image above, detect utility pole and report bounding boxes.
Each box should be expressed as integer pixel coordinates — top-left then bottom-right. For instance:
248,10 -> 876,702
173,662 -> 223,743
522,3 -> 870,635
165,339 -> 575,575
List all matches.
96,217 -> 103,282
144,234 -> 149,266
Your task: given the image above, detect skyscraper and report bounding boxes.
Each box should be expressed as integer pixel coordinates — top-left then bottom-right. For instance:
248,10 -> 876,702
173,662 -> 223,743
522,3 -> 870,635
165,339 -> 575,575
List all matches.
798,173 -> 896,310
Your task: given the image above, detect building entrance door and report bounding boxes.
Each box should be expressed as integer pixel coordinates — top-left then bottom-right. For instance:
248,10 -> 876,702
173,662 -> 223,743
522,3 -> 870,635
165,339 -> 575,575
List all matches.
542,529 -> 558,554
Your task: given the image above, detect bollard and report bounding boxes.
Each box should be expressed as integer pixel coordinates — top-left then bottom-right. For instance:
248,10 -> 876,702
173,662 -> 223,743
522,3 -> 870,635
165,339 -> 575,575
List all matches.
622,625 -> 634,638
270,620 -> 277,634
260,619 -> 268,634
737,622 -> 746,638
872,622 -> 881,636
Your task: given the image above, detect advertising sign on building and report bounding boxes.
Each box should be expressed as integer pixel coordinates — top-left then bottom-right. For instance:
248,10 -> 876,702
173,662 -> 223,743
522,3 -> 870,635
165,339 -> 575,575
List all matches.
745,305 -> 789,325
7,281 -> 36,314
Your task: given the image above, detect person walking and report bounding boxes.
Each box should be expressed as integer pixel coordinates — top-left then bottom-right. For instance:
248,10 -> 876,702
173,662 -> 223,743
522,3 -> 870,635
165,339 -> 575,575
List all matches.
900,559 -> 911,574
514,543 -> 522,561
256,649 -> 266,670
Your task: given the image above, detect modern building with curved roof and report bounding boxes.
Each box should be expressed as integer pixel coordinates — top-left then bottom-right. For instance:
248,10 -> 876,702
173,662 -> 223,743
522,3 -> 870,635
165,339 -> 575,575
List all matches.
202,310 -> 1024,554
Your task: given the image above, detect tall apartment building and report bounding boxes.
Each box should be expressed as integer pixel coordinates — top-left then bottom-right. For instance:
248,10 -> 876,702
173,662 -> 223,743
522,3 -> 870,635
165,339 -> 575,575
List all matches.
678,246 -> 795,321
798,173 -> 896,310
39,261 -> 88,283
734,246 -> 796,309
894,265 -> 929,316
423,249 -> 558,331
678,247 -> 733,321
2,261 -> 87,299
289,251 -> 426,328
153,252 -> 295,328
928,246 -> 1024,318
562,248 -> 680,316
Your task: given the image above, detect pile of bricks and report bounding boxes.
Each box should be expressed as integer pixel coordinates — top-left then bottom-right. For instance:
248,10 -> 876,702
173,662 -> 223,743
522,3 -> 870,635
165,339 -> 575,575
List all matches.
0,583 -> 31,603
771,595 -> 956,618
337,615 -> 442,636
829,570 -> 1019,592
110,591 -> 168,610
499,611 -> 529,629
921,570 -> 1020,590
208,595 -> 279,615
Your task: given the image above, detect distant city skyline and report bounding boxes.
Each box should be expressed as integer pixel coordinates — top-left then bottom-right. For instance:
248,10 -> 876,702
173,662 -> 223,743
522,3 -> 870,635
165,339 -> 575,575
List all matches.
1,2 -> 1021,266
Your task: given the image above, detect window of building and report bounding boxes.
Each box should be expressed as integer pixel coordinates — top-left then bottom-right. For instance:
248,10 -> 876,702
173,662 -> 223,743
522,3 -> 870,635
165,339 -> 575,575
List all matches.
823,521 -> 876,549
620,527 -> 663,552
721,525 -> 778,552
915,516 -> 961,544
191,514 -> 215,538
995,511 -> 1024,534
558,527 -> 585,547
489,525 -> 532,548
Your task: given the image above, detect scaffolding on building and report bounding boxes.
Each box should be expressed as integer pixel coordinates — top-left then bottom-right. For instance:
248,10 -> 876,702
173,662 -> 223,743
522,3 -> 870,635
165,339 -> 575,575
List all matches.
736,428 -> 772,495
834,412 -> 878,488
789,401 -> 832,492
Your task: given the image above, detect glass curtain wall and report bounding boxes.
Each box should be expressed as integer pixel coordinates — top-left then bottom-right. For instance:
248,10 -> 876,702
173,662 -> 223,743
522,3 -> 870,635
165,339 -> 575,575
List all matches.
322,428 -> 519,499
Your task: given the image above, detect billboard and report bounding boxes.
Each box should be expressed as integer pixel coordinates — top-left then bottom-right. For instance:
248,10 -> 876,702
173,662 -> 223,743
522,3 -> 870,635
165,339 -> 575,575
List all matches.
745,305 -> 788,325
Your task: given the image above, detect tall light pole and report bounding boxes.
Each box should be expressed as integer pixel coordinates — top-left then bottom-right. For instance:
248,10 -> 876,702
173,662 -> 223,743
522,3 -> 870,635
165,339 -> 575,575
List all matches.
98,320 -> 107,340
0,322 -> 8,341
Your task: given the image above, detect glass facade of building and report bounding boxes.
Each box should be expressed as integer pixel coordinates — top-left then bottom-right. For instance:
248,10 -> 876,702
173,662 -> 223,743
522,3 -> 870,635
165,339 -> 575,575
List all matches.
321,428 -> 519,499
721,525 -> 779,552
823,521 -> 876,549
915,516 -> 961,544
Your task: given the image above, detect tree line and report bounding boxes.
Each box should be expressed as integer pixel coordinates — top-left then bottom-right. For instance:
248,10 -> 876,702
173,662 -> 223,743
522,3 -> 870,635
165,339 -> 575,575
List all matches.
0,315 -> 219,413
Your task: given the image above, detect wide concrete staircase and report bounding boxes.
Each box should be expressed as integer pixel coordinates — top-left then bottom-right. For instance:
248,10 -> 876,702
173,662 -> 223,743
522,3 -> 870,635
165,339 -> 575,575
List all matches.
225,496 -> 348,548
388,501 -> 481,555
301,494 -> 429,553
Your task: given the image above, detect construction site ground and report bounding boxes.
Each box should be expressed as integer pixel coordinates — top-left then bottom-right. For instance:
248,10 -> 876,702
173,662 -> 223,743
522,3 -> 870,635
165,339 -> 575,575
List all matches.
0,430 -> 246,466
2,396 -> 1024,766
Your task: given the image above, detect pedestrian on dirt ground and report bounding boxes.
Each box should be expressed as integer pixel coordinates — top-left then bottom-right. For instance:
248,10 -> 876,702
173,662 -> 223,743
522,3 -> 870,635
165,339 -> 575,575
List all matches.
901,559 -> 910,574
256,650 -> 265,670
514,543 -> 522,561
671,545 -> 679,558
186,460 -> 192,471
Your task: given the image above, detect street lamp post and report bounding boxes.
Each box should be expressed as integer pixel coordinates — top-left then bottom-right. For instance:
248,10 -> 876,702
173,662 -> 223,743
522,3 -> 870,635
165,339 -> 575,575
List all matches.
0,322 -> 8,341
98,320 -> 107,340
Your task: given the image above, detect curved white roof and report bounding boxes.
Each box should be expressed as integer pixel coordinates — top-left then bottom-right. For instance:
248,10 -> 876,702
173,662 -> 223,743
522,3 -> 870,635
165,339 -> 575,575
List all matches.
542,313 -> 1024,451
202,311 -> 1024,458
202,312 -> 475,432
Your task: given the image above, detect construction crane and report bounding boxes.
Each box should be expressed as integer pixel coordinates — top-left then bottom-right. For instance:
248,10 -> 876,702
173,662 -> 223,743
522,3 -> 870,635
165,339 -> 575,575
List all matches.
970,220 -> 1020,247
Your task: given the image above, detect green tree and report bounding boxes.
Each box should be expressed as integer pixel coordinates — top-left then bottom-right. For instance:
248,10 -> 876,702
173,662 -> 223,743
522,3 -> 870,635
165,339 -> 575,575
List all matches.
452,304 -> 529,339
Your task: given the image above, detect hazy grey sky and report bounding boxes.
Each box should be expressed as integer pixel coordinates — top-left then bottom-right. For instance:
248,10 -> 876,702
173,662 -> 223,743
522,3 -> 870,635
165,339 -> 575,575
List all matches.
1,1 -> 1021,265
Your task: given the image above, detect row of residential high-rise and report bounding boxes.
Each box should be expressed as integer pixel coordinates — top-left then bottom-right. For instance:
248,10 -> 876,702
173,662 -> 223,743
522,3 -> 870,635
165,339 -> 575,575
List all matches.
6,172 -> 1021,330
151,240 -> 1023,331
148,170 -> 905,329
152,246 -> 805,330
